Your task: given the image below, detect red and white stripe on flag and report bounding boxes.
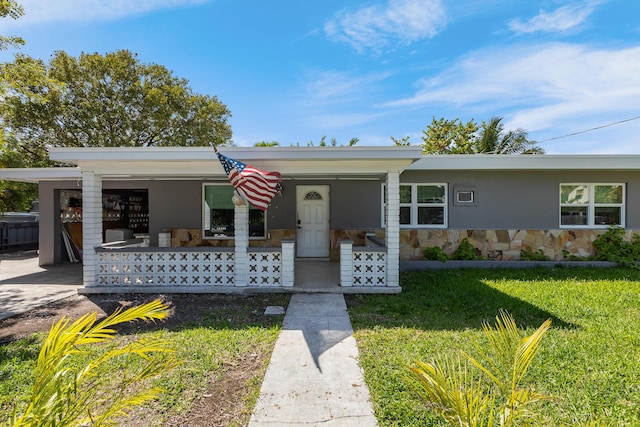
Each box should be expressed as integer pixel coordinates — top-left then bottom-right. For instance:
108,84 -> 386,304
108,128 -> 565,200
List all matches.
217,151 -> 282,210
228,166 -> 281,211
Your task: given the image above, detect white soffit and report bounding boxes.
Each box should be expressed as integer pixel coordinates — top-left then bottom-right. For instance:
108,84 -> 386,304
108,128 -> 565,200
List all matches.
0,167 -> 81,183
408,154 -> 640,170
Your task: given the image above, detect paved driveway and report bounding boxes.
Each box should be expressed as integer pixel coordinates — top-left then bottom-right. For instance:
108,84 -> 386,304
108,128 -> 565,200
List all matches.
0,251 -> 83,321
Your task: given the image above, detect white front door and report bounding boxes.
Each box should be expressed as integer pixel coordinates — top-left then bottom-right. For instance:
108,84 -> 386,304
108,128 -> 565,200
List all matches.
296,185 -> 330,258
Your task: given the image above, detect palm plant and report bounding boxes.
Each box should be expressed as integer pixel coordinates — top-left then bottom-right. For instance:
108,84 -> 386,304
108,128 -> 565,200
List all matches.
410,310 -> 552,427
476,117 -> 544,155
10,299 -> 179,427
253,141 -> 280,147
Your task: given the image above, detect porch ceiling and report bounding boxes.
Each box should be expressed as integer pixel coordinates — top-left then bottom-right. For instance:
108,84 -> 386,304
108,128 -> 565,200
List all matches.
48,146 -> 423,178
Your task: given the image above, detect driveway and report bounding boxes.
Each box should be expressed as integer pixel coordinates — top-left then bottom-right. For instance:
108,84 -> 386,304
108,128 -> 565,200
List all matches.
0,251 -> 83,321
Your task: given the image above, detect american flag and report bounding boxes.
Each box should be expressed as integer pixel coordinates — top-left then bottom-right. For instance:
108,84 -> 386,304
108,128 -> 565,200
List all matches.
217,151 -> 282,211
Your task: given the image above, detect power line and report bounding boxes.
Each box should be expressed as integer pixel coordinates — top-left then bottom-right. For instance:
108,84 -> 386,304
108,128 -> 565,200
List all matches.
539,115 -> 640,142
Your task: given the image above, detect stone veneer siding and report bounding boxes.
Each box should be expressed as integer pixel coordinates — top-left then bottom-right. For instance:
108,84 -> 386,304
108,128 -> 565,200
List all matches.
170,227 -> 637,261
171,228 -> 372,261
400,228 -> 640,261
171,228 -> 295,248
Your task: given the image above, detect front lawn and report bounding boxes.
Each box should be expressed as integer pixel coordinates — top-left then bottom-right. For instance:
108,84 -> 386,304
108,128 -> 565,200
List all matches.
0,294 -> 290,427
347,267 -> 640,426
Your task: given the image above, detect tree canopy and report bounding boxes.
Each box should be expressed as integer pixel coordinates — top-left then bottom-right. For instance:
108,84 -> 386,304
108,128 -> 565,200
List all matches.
0,50 -> 233,167
421,117 -> 479,154
0,0 -> 25,51
418,116 -> 544,155
476,116 -> 544,154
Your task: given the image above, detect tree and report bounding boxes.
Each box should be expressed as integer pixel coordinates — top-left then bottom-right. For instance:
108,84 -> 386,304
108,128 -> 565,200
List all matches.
254,141 -> 280,147
0,50 -> 233,167
297,136 -> 358,147
419,116 -> 544,155
0,133 -> 37,211
476,116 -> 544,154
391,135 -> 412,146
0,0 -> 25,51
421,117 -> 479,154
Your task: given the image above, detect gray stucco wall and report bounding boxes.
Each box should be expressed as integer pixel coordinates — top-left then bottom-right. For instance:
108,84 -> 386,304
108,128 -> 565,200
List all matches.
140,181 -> 202,246
401,169 -> 640,229
39,180 -> 206,264
38,181 -> 71,265
266,180 -> 295,229
331,180 -> 381,228
265,180 -> 382,229
39,170 -> 639,265
38,178 -> 383,265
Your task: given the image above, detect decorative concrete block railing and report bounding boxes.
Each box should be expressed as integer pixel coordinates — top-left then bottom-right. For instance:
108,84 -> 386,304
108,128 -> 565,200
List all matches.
247,248 -> 285,287
340,240 -> 388,287
94,241 -> 295,289
95,247 -> 236,287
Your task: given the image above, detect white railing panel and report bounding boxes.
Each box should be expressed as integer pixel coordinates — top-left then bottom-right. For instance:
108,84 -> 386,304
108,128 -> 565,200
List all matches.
96,248 -> 237,288
352,248 -> 387,287
248,250 -> 282,287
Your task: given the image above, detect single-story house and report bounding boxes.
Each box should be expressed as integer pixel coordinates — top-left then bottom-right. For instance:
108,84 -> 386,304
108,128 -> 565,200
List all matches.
1,146 -> 639,293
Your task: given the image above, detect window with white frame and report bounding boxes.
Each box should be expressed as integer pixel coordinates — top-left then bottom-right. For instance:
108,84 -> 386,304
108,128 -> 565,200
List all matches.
202,184 -> 266,238
383,183 -> 447,227
560,183 -> 625,227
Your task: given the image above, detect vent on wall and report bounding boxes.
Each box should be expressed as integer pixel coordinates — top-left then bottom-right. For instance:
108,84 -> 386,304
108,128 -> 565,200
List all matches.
456,191 -> 474,203
453,187 -> 477,206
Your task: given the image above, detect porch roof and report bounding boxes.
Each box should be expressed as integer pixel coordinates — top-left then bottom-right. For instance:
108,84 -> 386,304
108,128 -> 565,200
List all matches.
0,167 -> 81,183
48,146 -> 423,179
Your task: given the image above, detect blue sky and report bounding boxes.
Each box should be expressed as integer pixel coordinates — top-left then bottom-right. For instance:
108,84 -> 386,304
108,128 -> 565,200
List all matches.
3,0 -> 640,153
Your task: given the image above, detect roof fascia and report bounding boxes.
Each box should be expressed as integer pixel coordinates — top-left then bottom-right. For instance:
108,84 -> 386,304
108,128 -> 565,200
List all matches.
407,155 -> 640,170
0,167 -> 82,183
78,158 -> 414,177
49,146 -> 423,164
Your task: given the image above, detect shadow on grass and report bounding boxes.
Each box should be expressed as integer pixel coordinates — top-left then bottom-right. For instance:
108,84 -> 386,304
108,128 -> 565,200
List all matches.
345,267 -> 601,331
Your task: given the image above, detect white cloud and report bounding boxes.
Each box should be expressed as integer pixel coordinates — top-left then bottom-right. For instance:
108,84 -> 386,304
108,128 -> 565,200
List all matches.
325,0 -> 447,54
3,0 -> 209,26
508,2 -> 599,34
385,43 -> 640,146
305,111 -> 390,131
301,69 -> 393,104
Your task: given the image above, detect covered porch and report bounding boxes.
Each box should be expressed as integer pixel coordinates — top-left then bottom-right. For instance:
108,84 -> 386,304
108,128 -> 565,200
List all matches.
44,146 -> 422,294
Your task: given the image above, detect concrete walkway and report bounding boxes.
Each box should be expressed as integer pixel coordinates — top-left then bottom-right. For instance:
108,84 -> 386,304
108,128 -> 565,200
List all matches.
249,293 -> 378,426
0,252 -> 83,321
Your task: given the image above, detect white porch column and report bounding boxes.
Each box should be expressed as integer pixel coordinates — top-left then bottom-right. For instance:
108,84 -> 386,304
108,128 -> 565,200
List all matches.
281,240 -> 295,287
385,171 -> 400,287
81,171 -> 102,288
340,240 -> 354,287
234,203 -> 249,286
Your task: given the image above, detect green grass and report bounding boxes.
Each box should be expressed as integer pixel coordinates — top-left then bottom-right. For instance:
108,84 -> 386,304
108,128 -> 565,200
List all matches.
346,267 -> 640,426
0,294 -> 289,426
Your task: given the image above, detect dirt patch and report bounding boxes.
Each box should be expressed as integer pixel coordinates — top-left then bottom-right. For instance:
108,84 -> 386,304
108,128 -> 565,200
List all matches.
165,351 -> 266,427
0,293 -> 289,426
0,294 -> 102,343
